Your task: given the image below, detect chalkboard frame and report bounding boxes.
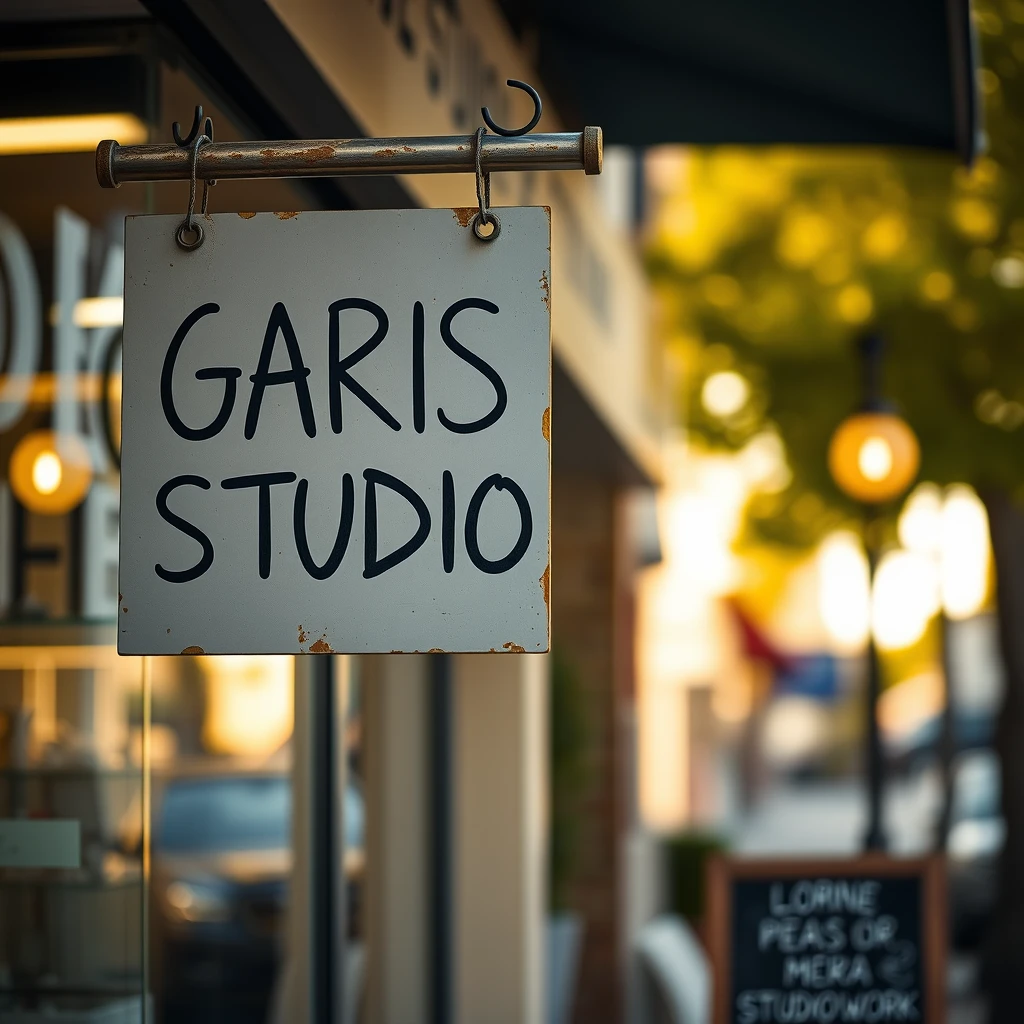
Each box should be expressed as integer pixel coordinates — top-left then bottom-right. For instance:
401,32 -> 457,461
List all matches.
706,854 -> 947,1024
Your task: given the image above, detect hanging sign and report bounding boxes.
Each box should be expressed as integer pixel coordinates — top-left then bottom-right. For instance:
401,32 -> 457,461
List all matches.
706,855 -> 947,1024
118,208 -> 550,655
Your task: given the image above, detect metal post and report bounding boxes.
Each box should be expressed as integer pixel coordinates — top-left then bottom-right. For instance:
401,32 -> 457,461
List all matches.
863,512 -> 887,853
311,656 -> 342,1023
935,610 -> 956,851
96,129 -> 603,188
429,654 -> 453,1024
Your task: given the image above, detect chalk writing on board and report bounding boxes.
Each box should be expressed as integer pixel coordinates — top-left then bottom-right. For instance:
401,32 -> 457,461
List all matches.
732,877 -> 922,1023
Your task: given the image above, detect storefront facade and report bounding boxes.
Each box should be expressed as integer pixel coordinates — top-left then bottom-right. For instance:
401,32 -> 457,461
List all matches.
0,3 -> 666,1022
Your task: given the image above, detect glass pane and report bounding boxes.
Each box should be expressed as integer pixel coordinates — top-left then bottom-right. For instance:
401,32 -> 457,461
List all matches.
149,655 -> 294,1024
0,38 -> 315,1023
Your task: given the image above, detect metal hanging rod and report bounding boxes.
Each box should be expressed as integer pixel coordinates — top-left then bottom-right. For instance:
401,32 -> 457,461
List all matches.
96,128 -> 603,188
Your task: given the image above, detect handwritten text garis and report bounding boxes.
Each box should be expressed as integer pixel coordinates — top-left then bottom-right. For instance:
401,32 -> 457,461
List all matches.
161,298 -> 510,442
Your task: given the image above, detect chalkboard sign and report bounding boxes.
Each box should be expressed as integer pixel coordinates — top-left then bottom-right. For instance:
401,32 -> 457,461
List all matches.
706,856 -> 946,1024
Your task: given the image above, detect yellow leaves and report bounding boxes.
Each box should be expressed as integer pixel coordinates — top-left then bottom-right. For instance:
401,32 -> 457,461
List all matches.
975,9 -> 1003,34
978,67 -> 1001,96
701,274 -> 743,308
920,270 -> 955,303
835,283 -> 874,324
814,251 -> 852,285
950,197 -> 1000,241
861,213 -> 908,261
967,248 -> 994,276
949,298 -> 980,331
776,207 -> 833,267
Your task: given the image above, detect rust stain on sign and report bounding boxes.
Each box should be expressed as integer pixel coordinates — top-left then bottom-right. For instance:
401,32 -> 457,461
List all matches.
452,207 -> 474,228
309,636 -> 334,653
540,565 -> 550,607
181,646 -> 205,655
275,211 -> 300,220
541,406 -> 551,441
503,641 -> 526,653
539,270 -> 550,310
298,625 -> 308,644
122,606 -> 128,613
238,211 -> 257,219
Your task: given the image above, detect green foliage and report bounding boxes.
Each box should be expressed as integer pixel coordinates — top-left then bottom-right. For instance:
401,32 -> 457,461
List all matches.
664,831 -> 729,922
648,3 -> 1024,549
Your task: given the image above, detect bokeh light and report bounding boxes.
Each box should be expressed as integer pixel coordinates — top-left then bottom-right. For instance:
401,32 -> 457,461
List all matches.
817,531 -> 870,651
871,549 -> 940,650
702,370 -> 750,418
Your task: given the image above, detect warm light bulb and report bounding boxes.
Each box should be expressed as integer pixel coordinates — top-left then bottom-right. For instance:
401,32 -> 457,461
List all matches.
857,436 -> 894,481
828,412 -> 920,503
9,430 -> 93,515
31,451 -> 62,496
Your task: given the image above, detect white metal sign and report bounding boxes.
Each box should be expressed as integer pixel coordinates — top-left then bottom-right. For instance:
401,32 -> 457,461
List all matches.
118,208 -> 550,655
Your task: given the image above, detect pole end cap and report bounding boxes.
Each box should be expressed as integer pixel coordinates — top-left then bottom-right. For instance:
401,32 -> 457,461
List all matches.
583,126 -> 603,175
96,140 -> 120,189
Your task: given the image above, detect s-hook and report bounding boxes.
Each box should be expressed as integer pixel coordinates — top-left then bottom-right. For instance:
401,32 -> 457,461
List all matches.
174,105 -> 216,251
472,80 -> 544,241
481,80 -> 543,137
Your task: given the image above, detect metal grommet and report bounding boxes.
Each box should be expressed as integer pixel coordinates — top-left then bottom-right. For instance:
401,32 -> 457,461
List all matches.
471,211 -> 501,242
176,221 -> 204,251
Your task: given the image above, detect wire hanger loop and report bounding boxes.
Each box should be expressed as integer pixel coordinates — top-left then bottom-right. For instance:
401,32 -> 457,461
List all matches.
173,106 -> 216,251
470,126 -> 500,242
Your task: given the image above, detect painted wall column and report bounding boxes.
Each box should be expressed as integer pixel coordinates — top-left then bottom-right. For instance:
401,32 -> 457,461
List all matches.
452,652 -> 547,1024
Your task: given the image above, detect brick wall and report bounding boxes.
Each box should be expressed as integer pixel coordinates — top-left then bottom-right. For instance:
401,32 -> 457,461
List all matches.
552,471 -> 626,1024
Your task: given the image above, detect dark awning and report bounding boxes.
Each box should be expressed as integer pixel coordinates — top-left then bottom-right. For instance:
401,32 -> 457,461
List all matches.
498,0 -> 978,161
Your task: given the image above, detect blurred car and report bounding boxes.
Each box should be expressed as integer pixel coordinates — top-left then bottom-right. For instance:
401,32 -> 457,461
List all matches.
150,766 -> 364,1024
947,750 -> 1004,950
151,770 -> 291,1024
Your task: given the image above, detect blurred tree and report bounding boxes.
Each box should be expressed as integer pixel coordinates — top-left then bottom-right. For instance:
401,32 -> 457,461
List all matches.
647,2 -> 1024,1016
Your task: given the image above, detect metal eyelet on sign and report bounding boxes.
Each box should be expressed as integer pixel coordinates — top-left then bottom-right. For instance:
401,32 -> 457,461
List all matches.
471,211 -> 501,241
175,220 -> 204,251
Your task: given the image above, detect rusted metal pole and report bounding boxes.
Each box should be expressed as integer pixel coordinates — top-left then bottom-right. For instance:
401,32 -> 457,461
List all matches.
96,129 -> 603,188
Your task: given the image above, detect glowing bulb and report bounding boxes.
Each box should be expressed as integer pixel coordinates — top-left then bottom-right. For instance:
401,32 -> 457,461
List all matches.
9,430 -> 93,515
31,451 -> 62,496
857,437 -> 893,482
702,371 -> 749,418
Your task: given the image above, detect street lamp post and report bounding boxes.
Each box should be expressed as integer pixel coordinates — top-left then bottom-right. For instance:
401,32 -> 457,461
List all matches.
828,333 -> 920,853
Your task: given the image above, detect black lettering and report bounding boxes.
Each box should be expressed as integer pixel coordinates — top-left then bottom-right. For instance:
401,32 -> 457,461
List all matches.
413,300 -> 426,434
329,298 -> 401,432
293,474 -> 355,580
221,471 -> 298,579
437,298 -> 507,433
154,475 -> 214,583
465,474 -> 532,574
244,302 -> 316,440
442,470 -> 455,573
161,304 -> 242,441
363,468 -> 430,579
